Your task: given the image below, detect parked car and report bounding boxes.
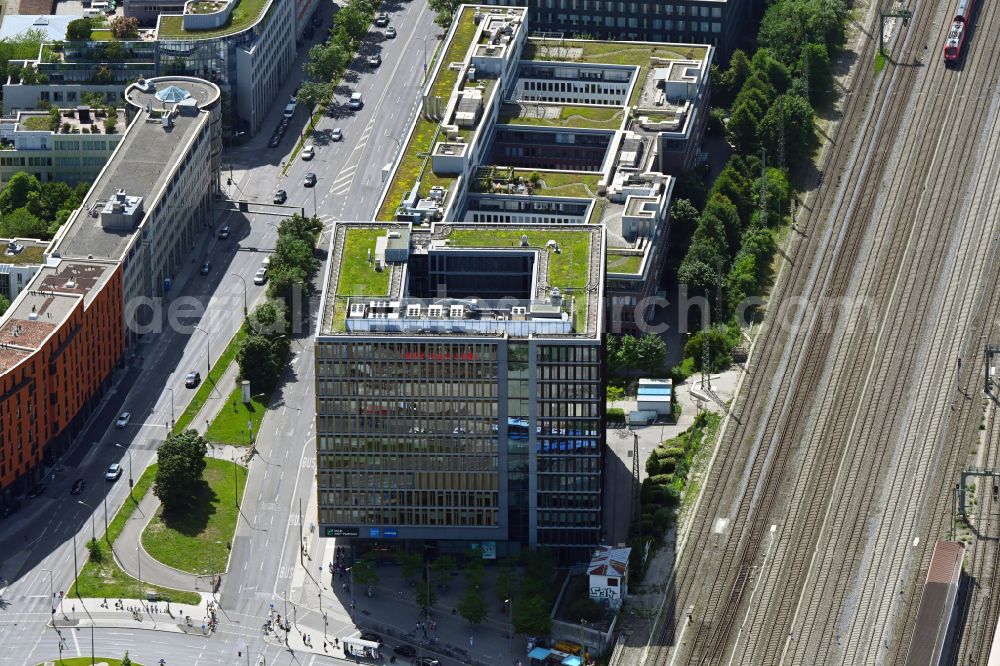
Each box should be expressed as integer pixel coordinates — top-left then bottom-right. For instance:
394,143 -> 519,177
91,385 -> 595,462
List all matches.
268,135 -> 281,148
301,144 -> 315,160
199,261 -> 211,275
331,127 -> 343,141
70,478 -> 85,495
348,92 -> 363,110
26,484 -> 46,499
367,53 -> 381,67
217,225 -> 231,239
273,189 -> 287,204
105,464 -> 123,481
185,370 -> 201,388
115,412 -> 131,428
0,498 -> 22,518
392,646 -> 416,659
414,658 -> 440,666
374,11 -> 389,26
254,267 -> 268,285
304,172 -> 317,187
385,25 -> 396,38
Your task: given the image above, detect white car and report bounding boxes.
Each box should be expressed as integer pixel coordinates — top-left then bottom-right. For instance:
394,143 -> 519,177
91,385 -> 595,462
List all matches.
254,267 -> 268,285
105,463 -> 123,481
301,144 -> 315,160
115,412 -> 130,428
331,127 -> 343,141
348,93 -> 363,110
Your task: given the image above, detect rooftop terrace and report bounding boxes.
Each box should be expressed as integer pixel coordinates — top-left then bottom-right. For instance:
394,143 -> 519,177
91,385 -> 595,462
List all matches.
0,240 -> 47,266
156,0 -> 270,39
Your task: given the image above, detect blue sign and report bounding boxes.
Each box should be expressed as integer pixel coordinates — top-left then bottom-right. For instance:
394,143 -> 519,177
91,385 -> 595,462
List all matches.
369,527 -> 381,538
384,528 -> 398,538
164,278 -> 172,292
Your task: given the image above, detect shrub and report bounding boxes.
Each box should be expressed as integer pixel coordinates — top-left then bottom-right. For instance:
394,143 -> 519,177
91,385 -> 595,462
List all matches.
607,407 -> 625,423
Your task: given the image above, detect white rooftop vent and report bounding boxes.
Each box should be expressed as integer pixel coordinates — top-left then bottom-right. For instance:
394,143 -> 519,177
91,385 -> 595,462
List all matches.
406,304 -> 422,317
546,239 -> 560,253
551,287 -> 562,306
449,305 -> 465,319
520,234 -> 529,247
64,279 -> 76,289
348,302 -> 366,318
388,231 -> 400,239
28,312 -> 38,321
428,305 -> 444,318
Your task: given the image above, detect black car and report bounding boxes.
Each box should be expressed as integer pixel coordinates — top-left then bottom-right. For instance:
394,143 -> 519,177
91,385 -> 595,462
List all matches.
184,370 -> 201,388
217,225 -> 231,240
268,135 -> 281,148
374,11 -> 389,26
0,498 -> 21,518
70,478 -> 85,495
274,189 -> 287,204
26,483 -> 46,499
199,261 -> 211,275
360,632 -> 383,644
392,645 -> 416,658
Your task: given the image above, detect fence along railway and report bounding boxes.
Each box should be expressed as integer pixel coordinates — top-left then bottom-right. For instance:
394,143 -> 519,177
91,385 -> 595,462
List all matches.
639,0 -> 1000,659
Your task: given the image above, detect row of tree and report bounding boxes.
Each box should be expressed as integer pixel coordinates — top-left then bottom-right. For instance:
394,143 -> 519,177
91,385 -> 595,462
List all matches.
297,0 -> 377,110
235,214 -> 322,391
672,0 -> 849,371
607,333 -> 667,376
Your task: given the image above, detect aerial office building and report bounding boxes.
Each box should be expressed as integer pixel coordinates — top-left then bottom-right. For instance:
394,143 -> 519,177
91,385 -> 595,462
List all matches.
316,5 -> 713,561
0,76 -> 220,502
477,0 -> 746,61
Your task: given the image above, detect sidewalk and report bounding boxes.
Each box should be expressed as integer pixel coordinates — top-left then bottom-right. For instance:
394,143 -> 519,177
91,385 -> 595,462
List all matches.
46,596 -> 215,635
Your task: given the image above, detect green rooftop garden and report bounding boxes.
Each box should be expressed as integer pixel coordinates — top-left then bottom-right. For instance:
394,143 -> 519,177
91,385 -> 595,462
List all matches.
429,6 -> 479,102
524,39 -> 708,107
337,228 -> 391,297
607,252 -> 643,274
21,115 -> 54,131
446,229 -> 592,291
0,245 -> 46,266
157,0 -> 270,38
499,102 -> 625,129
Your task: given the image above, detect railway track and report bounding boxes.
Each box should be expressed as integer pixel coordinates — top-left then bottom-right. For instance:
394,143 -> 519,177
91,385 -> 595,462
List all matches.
641,0 -> 1000,661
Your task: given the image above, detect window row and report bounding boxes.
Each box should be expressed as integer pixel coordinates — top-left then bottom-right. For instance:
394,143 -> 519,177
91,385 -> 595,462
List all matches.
321,507 -> 499,527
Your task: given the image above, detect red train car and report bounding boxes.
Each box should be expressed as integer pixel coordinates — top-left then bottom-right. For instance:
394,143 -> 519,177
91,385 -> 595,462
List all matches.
943,0 -> 974,63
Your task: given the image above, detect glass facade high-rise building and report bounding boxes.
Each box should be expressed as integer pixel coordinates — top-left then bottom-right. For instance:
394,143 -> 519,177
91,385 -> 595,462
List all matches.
316,222 -> 606,562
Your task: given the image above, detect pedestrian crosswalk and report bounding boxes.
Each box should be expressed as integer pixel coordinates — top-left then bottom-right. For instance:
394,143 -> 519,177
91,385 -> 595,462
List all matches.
329,118 -> 376,197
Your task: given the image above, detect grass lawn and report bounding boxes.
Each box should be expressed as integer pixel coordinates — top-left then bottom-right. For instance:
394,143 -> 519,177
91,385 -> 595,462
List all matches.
205,386 -> 268,446
447,229 -> 592,290
21,115 -> 53,131
70,464 -> 200,604
141,458 -> 247,575
429,6 -> 478,102
510,169 -> 600,198
90,29 -> 113,40
499,103 -> 624,129
38,657 -> 142,666
172,325 -> 247,434
376,116 -> 451,221
607,253 -> 643,274
157,0 -> 269,38
337,229 -> 392,297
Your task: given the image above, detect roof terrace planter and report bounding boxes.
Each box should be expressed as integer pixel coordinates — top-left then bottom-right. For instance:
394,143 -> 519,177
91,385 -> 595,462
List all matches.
181,0 -> 235,30
157,0 -> 270,38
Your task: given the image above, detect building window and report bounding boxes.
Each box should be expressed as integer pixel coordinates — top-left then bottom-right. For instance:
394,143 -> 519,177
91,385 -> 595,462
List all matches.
712,21 -> 721,32
712,7 -> 721,17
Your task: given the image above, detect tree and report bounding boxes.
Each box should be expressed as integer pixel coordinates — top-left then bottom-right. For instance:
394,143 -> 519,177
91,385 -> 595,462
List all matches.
396,551 -> 423,582
430,555 -> 456,588
0,172 -> 41,214
429,0 -> 461,27
669,198 -> 700,242
1,207 -> 48,239
248,298 -> 288,337
702,194 -> 743,254
750,48 -> 791,95
672,168 -> 707,209
758,0 -> 849,65
677,259 -> 721,327
352,558 -> 379,588
798,42 -> 833,106
751,168 -> 791,227
237,333 -> 282,392
464,558 -> 486,590
0,294 -> 10,317
102,40 -> 125,62
121,652 -> 132,666
336,3 -> 371,40
305,41 -> 350,81
757,93 -> 818,169
637,333 -> 667,370
609,334 -> 640,374
726,250 -> 759,314
153,430 -> 207,512
65,18 -> 93,42
709,165 -> 751,222
512,594 -> 552,637
109,15 -> 140,38
415,576 -> 437,609
607,385 -> 624,406
521,549 -> 555,598
726,102 -> 760,155
682,326 -> 738,372
296,81 -> 334,121
458,587 -> 489,624
278,213 -> 323,244
274,235 -> 319,285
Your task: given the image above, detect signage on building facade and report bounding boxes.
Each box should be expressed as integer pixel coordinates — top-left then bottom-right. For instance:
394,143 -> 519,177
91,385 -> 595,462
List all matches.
325,527 -> 360,537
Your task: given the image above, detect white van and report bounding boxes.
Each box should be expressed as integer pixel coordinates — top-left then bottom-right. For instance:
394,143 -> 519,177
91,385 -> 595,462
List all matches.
91,1 -> 109,10
83,8 -> 103,17
283,102 -> 297,119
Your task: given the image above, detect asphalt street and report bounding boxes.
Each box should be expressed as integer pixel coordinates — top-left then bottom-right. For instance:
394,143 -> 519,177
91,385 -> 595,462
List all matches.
0,1 -> 442,664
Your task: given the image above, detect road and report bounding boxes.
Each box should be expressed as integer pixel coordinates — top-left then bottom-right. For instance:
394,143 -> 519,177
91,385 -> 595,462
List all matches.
0,1 -> 441,664
638,0 -> 1000,663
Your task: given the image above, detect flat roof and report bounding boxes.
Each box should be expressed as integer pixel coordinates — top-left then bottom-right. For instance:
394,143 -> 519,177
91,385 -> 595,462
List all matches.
156,0 -> 272,39
321,222 -> 602,338
0,239 -> 47,266
52,78 -> 217,261
0,15 -> 79,42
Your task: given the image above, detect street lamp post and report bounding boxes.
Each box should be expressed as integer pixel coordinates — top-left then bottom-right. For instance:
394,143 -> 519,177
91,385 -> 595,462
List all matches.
194,325 -> 211,374
505,598 -> 513,658
384,131 -> 402,152
77,500 -> 96,543
230,273 -> 248,317
168,387 -> 175,426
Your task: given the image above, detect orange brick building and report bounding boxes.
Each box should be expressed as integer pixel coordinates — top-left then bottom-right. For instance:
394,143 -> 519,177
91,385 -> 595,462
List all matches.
0,260 -> 124,493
